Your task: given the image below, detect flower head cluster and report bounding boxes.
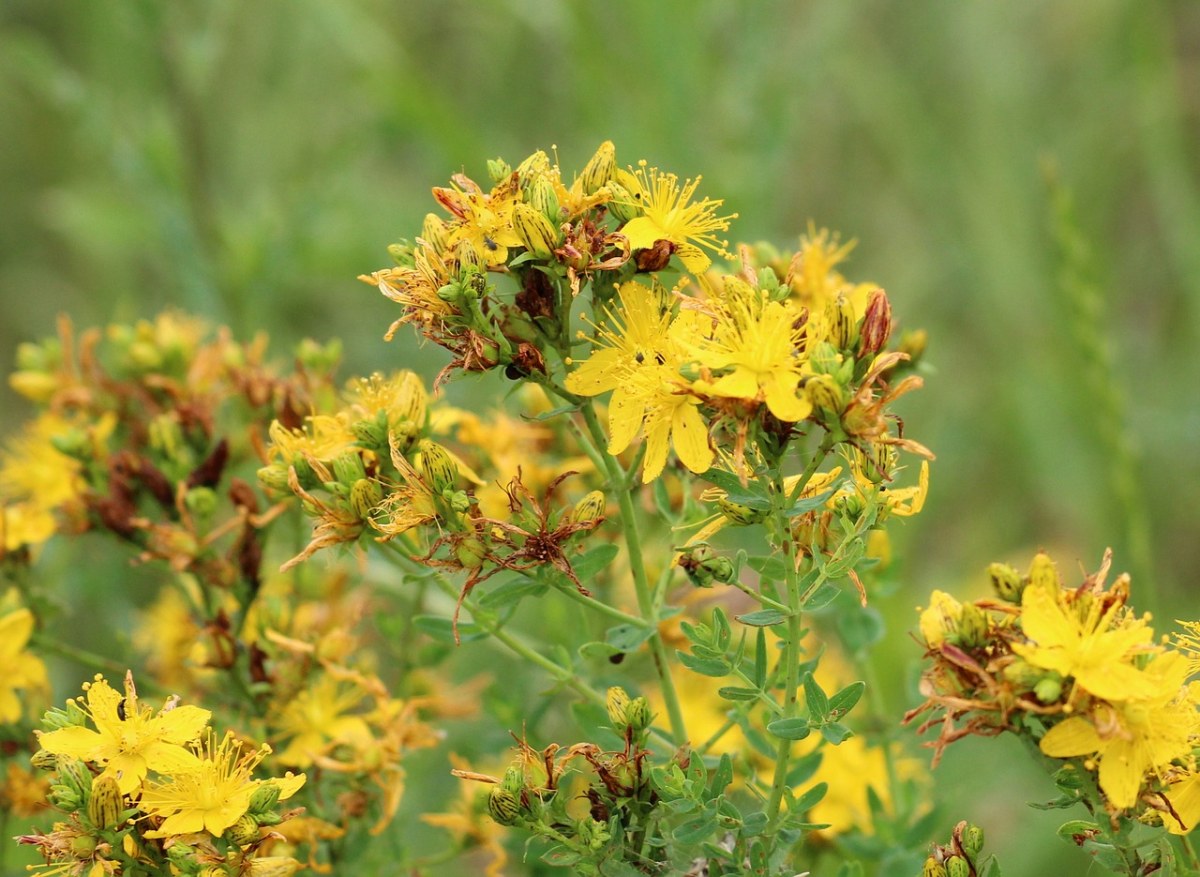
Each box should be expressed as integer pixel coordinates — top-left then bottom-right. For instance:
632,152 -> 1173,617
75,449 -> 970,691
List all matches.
910,550 -> 1200,830
23,673 -> 305,876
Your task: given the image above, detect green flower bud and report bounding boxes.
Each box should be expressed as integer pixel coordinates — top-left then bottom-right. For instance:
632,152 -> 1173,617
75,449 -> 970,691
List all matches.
87,774 -> 123,830
291,458 -> 320,492
436,280 -> 463,305
625,696 -> 652,732
957,603 -> 989,649
184,486 -> 218,520
1034,676 -> 1063,703
56,758 -> 93,803
350,412 -> 390,452
604,181 -> 639,224
419,441 -> 458,492
487,788 -> 521,826
961,823 -> 985,860
456,536 -> 488,570
716,498 -> 768,526
71,835 -> 98,858
699,556 -> 736,585
527,176 -> 561,222
332,453 -> 367,487
257,465 -> 291,493
988,562 -> 1024,603
49,784 -> 81,811
447,489 -> 472,514
606,686 -> 630,727
226,813 -> 260,846
387,241 -> 415,266
578,141 -> 616,195
249,782 -> 281,814
487,157 -> 513,184
500,764 -> 525,796
577,816 -> 611,850
945,855 -> 970,877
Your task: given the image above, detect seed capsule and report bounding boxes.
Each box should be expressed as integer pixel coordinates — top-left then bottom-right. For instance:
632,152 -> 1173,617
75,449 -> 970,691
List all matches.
226,813 -> 261,846
487,788 -> 521,826
249,782 -> 281,814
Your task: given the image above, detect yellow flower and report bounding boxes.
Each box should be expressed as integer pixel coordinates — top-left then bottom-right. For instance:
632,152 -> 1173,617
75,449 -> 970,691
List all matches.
272,674 -> 374,768
37,674 -> 211,794
344,370 -> 427,432
267,416 -> 357,467
141,730 -> 304,838
444,187 -> 523,267
1039,651 -> 1199,808
566,282 -> 712,482
0,607 -> 48,723
617,164 -> 736,273
1012,584 -> 1153,702
692,281 -> 813,423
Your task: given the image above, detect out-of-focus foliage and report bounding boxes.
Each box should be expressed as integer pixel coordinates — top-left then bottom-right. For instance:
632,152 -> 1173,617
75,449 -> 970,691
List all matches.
1,1 -> 1197,874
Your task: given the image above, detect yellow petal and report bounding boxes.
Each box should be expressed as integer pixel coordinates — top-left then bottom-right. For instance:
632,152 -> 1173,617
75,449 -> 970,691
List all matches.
675,243 -> 712,274
641,414 -> 672,483
762,373 -> 811,423
1039,716 -> 1101,758
707,368 -> 759,401
606,387 -> 645,456
620,216 -> 663,252
0,609 -> 34,656
1097,738 -> 1142,809
153,704 -> 212,744
564,349 -> 624,396
1165,773 -> 1200,834
671,403 -> 713,475
37,725 -> 105,761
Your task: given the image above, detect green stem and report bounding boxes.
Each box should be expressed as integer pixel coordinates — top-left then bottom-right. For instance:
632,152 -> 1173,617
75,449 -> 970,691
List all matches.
539,569 -> 649,628
578,402 -> 688,747
766,434 -> 834,829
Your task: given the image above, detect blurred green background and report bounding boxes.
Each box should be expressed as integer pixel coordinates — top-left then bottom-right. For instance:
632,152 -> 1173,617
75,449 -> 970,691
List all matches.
2,1 -> 1198,874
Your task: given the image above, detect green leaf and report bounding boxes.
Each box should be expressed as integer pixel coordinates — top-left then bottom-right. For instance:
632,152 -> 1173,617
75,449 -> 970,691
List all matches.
707,753 -> 734,798
605,623 -> 654,652
804,673 -> 830,721
653,476 -> 674,521
573,543 -> 620,580
741,809 -> 769,837
1056,820 -> 1100,843
785,485 -> 841,516
803,581 -> 842,610
786,750 -> 823,787
477,576 -> 546,609
736,609 -> 789,627
712,607 -> 732,649
412,615 -> 487,643
746,555 -> 787,580
754,629 -> 767,688
673,812 -> 719,846
791,781 -> 829,814
698,468 -> 770,508
828,681 -> 866,719
541,846 -> 582,866
677,650 -> 730,677
981,858 -> 1004,877
820,722 -> 854,745
578,640 -> 622,660
717,686 -> 760,701
599,860 -> 645,877
766,717 -> 811,740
